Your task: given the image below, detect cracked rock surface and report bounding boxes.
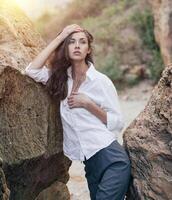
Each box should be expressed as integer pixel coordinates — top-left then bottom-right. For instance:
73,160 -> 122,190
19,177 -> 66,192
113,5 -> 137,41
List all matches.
124,65 -> 172,200
0,1 -> 71,199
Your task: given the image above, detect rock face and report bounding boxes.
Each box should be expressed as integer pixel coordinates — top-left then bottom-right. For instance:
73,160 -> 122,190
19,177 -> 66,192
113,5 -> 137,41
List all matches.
124,64 -> 172,200
36,181 -> 70,200
0,158 -> 10,200
0,1 -> 71,200
149,0 -> 172,65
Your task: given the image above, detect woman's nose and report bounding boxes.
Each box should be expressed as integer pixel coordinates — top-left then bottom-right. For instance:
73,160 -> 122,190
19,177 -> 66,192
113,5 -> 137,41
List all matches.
75,41 -> 80,48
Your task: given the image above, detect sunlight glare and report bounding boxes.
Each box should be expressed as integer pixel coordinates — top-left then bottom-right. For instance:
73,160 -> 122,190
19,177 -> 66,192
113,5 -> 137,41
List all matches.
15,0 -> 28,8
3,0 -> 26,8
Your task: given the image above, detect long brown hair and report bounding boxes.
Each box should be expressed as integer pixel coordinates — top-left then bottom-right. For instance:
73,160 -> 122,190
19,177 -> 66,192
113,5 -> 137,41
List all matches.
46,29 -> 94,101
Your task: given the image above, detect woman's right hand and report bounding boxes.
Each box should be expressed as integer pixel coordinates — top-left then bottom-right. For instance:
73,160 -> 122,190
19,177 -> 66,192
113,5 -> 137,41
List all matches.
57,24 -> 83,41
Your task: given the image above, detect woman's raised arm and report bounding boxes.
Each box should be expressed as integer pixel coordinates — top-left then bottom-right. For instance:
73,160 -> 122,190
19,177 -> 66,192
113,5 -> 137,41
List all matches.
24,24 -> 82,84
29,24 -> 82,69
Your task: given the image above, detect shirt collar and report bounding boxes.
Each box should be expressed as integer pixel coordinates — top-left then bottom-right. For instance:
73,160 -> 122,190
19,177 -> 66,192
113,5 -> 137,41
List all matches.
67,61 -> 96,81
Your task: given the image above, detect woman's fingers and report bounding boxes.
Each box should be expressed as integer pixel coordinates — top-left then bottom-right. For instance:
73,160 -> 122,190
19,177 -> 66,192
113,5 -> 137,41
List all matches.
71,92 -> 79,95
68,92 -> 78,99
67,92 -> 80,106
67,96 -> 74,103
68,95 -> 74,99
68,99 -> 75,107
67,25 -> 82,34
70,24 -> 81,29
68,98 -> 73,102
60,24 -> 83,39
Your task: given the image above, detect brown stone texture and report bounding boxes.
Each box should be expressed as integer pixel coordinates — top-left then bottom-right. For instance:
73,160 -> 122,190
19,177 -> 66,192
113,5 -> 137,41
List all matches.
36,181 -> 70,200
124,64 -> 172,200
0,158 -> 10,200
149,0 -> 172,65
0,1 -> 71,199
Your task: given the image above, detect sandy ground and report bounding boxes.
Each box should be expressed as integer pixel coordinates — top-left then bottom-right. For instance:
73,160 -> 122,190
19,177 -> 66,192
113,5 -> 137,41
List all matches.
67,81 -> 154,200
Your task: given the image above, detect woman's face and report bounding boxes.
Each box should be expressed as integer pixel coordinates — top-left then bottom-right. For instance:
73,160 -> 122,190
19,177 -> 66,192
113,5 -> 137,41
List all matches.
68,31 -> 91,62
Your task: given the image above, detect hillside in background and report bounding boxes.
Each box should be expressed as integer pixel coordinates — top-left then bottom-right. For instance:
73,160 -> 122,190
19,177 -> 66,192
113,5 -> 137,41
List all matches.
34,0 -> 164,88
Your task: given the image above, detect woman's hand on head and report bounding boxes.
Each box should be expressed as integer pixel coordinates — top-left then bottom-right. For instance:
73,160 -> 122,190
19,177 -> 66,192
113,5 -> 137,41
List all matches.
57,24 -> 83,41
67,92 -> 92,109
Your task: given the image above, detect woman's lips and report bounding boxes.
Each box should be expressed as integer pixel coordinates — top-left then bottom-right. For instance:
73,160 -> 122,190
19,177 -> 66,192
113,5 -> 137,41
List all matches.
73,51 -> 81,54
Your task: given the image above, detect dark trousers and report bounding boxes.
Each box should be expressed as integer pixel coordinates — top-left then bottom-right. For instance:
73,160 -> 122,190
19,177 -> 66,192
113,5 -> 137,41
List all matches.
83,140 -> 131,200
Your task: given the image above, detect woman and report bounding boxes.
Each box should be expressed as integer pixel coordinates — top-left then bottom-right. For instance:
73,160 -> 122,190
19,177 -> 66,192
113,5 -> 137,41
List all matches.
24,24 -> 131,200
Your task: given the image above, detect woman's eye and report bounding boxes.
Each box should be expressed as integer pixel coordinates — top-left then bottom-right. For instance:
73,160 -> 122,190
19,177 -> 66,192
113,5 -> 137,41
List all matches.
81,40 -> 86,44
69,39 -> 87,44
69,40 -> 75,44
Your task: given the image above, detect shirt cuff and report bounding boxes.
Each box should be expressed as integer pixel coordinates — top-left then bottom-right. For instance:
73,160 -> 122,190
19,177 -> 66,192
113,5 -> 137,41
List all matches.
106,112 -> 125,132
24,62 -> 51,73
24,62 -> 51,85
24,62 -> 32,72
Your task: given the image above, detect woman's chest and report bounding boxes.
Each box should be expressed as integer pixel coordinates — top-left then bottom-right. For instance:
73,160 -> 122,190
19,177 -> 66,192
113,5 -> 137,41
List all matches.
72,78 -> 102,102
60,78 -> 103,115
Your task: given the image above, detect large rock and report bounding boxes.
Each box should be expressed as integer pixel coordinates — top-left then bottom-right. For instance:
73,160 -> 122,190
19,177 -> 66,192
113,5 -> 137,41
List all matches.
0,158 -> 10,200
124,64 -> 172,200
36,181 -> 70,200
0,1 -> 71,199
149,0 -> 172,65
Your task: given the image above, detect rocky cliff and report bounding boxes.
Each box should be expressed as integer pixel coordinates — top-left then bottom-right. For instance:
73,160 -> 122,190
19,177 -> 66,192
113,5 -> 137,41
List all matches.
0,1 -> 71,199
123,1 -> 172,199
0,158 -> 10,200
124,64 -> 172,199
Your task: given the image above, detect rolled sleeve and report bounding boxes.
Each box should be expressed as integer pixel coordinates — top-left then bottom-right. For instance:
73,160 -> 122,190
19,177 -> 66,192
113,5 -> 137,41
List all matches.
100,77 -> 125,132
24,62 -> 51,85
106,110 -> 125,132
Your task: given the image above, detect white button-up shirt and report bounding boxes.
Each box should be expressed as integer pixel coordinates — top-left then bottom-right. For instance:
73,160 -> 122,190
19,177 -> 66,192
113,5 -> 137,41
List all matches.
24,62 -> 124,161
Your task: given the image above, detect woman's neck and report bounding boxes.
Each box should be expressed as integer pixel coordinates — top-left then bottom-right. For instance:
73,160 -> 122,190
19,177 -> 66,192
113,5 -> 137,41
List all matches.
71,60 -> 89,80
